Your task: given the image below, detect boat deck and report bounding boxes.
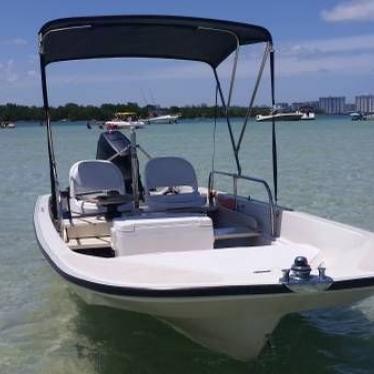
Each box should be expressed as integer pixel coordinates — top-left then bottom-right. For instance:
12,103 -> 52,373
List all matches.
59,239 -> 322,288
63,206 -> 263,253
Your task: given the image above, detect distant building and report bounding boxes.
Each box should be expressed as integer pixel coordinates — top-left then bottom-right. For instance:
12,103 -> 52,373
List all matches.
319,97 -> 346,114
345,103 -> 356,113
276,102 -> 289,110
355,95 -> 374,113
290,102 -> 303,111
291,101 -> 319,112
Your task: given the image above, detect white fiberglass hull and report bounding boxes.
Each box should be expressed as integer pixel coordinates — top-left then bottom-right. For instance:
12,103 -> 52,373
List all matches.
71,282 -> 373,360
34,195 -> 374,360
301,112 -> 315,120
144,114 -> 180,124
105,120 -> 145,129
256,112 -> 303,122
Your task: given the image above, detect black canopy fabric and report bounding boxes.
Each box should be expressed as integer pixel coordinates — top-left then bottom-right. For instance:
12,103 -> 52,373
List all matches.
39,15 -> 272,68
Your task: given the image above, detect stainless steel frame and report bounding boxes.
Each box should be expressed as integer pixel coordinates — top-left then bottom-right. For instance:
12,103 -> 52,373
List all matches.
39,19 -> 278,225
208,170 -> 277,237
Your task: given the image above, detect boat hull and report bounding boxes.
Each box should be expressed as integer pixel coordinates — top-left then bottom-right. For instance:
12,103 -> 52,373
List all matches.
34,195 -> 374,360
256,113 -> 303,122
144,114 -> 180,124
70,282 -> 373,360
105,120 -> 145,129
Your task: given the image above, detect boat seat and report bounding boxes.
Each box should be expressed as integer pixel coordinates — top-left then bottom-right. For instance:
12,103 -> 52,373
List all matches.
69,160 -> 132,215
62,216 -> 111,241
144,157 -> 206,211
214,226 -> 261,241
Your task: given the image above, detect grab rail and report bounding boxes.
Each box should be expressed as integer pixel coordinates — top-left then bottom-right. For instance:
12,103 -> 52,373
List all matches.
208,170 -> 277,237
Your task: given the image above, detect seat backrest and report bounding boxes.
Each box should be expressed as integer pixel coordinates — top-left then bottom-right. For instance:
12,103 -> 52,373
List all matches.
144,157 -> 205,211
145,157 -> 198,192
69,160 -> 125,198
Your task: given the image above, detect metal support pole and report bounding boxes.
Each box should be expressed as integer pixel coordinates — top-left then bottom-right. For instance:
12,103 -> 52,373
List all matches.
233,175 -> 238,209
213,68 -> 241,175
200,26 -> 241,175
270,46 -> 278,203
130,127 -> 140,209
40,55 -> 61,223
136,144 -> 152,160
236,43 -> 270,154
197,26 -> 240,109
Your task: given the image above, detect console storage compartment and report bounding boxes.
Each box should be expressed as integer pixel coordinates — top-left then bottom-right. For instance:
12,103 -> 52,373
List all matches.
111,214 -> 214,256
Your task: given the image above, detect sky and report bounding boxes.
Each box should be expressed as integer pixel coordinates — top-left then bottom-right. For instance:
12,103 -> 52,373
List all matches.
1,0 -> 374,107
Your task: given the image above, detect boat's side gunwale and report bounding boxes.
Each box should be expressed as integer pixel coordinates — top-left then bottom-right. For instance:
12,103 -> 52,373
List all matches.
34,225 -> 374,298
34,195 -> 374,299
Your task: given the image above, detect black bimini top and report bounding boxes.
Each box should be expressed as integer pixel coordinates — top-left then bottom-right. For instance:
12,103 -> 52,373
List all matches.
39,15 -> 272,68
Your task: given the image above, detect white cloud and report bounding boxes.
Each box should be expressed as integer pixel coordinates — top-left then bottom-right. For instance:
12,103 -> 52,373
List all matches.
281,34 -> 374,57
27,54 -> 38,64
274,33 -> 374,78
276,52 -> 374,77
322,0 -> 374,22
27,70 -> 38,77
0,60 -> 19,83
0,38 -> 27,46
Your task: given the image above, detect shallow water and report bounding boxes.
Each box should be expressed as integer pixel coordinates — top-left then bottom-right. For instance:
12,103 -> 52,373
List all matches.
0,117 -> 374,373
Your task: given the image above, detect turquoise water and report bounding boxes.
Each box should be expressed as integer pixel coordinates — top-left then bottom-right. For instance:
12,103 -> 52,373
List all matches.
0,117 -> 374,373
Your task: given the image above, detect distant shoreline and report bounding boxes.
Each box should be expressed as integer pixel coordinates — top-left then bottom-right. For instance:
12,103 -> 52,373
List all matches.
0,103 -> 325,122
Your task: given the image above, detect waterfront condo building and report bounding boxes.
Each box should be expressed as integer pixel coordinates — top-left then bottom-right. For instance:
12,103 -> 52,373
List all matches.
319,97 -> 346,114
355,95 -> 374,114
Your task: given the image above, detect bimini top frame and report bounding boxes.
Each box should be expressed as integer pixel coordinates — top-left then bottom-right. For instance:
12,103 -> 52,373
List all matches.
38,15 -> 278,221
39,15 -> 271,67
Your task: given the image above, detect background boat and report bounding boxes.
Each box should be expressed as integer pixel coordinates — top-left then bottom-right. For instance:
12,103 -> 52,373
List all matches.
301,112 -> 316,120
143,113 -> 181,125
0,121 -> 16,129
105,112 -> 145,129
256,111 -> 303,122
350,112 -> 374,121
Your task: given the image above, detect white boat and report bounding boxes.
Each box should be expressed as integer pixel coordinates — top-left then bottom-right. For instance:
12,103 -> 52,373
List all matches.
0,121 -> 16,129
300,111 -> 315,120
105,112 -> 145,130
350,112 -> 374,121
144,113 -> 181,125
256,111 -> 303,122
34,15 -> 374,361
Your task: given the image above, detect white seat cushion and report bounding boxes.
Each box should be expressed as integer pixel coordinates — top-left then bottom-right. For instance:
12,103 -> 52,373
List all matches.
70,160 -> 125,197
69,160 -> 131,215
144,157 -> 206,211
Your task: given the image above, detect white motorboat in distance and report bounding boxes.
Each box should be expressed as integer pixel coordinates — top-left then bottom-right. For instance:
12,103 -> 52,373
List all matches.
105,112 -> 145,130
256,111 -> 303,122
143,113 -> 181,125
351,112 -> 374,121
0,121 -> 16,129
35,15 -> 374,361
301,111 -> 315,120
